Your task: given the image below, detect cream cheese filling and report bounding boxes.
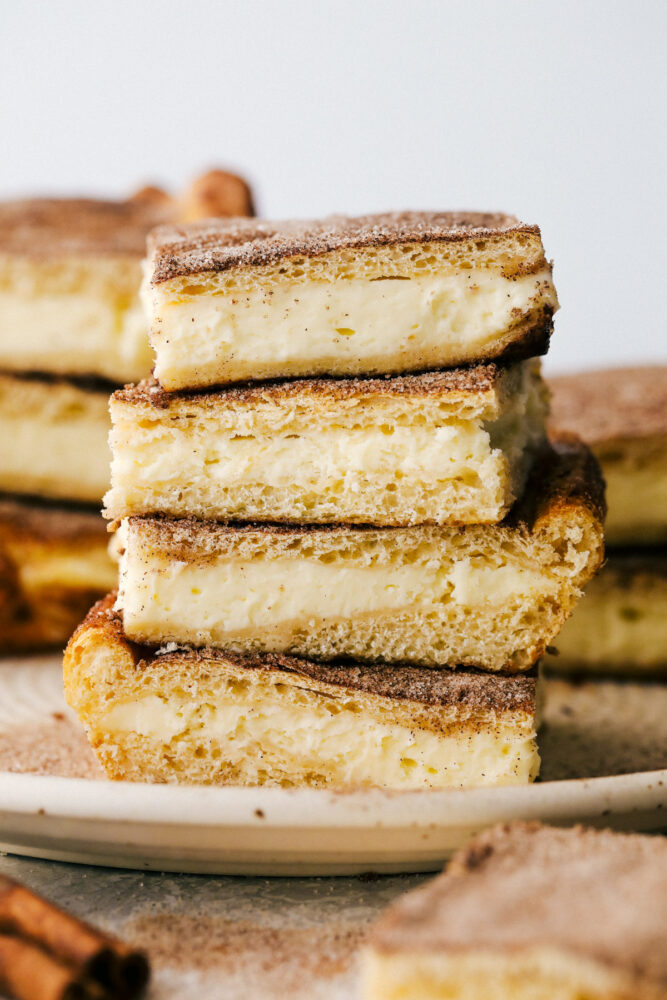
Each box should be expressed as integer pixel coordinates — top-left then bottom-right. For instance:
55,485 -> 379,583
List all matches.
149,269 -> 554,386
0,291 -> 152,381
99,692 -> 537,788
603,458 -> 667,543
110,421 -> 499,498
119,550 -> 554,641
0,404 -> 111,502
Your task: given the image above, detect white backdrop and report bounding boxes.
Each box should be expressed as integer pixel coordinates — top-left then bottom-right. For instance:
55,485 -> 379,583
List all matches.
1,0 -> 665,373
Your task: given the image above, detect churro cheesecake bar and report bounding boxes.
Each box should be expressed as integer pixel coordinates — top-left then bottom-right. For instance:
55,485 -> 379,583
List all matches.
0,170 -> 253,383
64,595 -> 541,788
105,360 -> 547,527
0,373 -> 111,503
114,438 -> 604,672
550,366 -> 667,545
0,498 -> 116,653
547,548 -> 667,675
144,211 -> 558,390
363,822 -> 667,1000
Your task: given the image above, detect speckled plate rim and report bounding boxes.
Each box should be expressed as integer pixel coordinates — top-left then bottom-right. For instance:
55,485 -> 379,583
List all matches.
0,768 -> 665,875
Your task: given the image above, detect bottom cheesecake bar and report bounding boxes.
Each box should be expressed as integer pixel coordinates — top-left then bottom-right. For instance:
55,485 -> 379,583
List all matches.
363,822 -> 667,1000
546,549 -> 667,676
64,595 -> 541,789
0,498 -> 117,654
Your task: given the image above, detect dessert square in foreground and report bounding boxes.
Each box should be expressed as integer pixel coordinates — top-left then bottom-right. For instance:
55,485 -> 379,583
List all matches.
363,822 -> 667,1000
115,438 -> 605,673
0,499 -> 116,654
549,366 -> 667,545
0,373 -> 111,503
144,211 -> 558,389
64,595 -> 541,788
546,549 -> 667,675
0,170 -> 254,383
105,360 -> 547,527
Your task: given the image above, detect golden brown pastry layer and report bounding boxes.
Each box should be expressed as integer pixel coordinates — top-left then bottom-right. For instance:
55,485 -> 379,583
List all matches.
115,438 -> 605,672
105,361 -> 548,527
64,595 -> 541,789
144,211 -> 558,389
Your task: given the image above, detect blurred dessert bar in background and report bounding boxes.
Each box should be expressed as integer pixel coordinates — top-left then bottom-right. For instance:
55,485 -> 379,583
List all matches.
548,366 -> 667,676
0,169 -> 254,653
363,822 -> 667,1000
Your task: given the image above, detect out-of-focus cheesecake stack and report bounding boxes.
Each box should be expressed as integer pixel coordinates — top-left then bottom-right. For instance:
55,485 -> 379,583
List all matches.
547,366 -> 667,676
0,171 -> 253,653
64,212 -> 605,790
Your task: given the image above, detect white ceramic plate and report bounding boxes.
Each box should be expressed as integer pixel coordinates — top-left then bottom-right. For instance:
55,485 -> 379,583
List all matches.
0,657 -> 665,875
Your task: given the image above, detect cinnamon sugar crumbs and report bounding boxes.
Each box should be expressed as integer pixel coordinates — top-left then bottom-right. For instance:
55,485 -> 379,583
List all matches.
124,913 -> 366,991
0,716 -> 103,779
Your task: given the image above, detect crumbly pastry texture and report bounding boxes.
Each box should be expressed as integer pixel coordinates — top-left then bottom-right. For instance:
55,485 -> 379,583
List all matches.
546,548 -> 667,676
63,595 -> 541,789
144,211 -> 558,388
0,498 -> 116,653
115,437 -> 605,672
363,822 -> 667,1000
0,373 -> 111,503
105,360 -> 548,527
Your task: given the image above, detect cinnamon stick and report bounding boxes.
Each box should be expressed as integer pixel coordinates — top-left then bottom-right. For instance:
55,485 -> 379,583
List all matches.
0,934 -> 102,1000
0,877 -> 149,999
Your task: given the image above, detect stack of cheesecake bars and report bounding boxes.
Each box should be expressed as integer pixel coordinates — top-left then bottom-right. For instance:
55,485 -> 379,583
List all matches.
0,171 -> 253,653
64,211 -> 605,789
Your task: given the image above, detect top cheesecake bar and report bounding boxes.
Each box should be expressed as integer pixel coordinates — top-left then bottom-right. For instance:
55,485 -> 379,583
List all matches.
144,211 -> 558,390
0,170 -> 254,384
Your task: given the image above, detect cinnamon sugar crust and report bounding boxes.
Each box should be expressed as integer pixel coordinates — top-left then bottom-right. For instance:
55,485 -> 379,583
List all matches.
115,363 -> 511,410
77,595 -> 537,714
0,197 -> 172,258
370,822 -> 667,985
0,169 -> 255,260
549,367 -> 667,445
0,496 -> 109,543
148,211 -> 537,284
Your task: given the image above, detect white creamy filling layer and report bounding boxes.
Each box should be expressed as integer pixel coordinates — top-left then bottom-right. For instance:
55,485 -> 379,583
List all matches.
119,552 -> 553,639
99,693 -> 536,788
17,549 -> 117,592
0,408 -> 111,501
111,421 -> 498,497
150,269 -> 554,385
603,460 -> 667,542
0,291 -> 152,381
554,577 -> 667,667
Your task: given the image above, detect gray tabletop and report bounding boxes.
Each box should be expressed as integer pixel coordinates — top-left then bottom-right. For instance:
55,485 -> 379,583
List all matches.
0,850 -> 426,998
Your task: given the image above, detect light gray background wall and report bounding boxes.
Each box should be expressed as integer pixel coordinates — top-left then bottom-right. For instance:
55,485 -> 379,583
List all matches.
1,0 -> 665,373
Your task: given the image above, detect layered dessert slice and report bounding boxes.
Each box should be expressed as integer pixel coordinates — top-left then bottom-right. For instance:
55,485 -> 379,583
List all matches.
105,360 -> 548,527
0,170 -> 254,383
64,595 -> 541,788
0,499 -> 116,653
546,549 -> 667,675
363,822 -> 667,1000
550,366 -> 667,545
114,438 -> 605,672
0,373 -> 110,503
144,211 -> 558,390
